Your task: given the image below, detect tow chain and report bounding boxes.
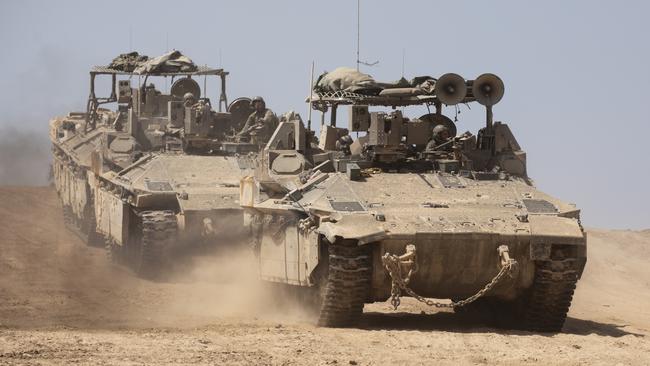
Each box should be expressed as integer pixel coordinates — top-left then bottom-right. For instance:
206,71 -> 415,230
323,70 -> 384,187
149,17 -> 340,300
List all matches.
382,244 -> 518,310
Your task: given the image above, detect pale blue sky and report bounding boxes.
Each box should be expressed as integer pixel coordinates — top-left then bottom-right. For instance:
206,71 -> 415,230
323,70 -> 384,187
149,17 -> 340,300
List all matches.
0,1 -> 648,229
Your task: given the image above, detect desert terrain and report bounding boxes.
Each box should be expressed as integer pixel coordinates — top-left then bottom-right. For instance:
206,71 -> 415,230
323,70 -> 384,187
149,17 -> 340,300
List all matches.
0,186 -> 648,365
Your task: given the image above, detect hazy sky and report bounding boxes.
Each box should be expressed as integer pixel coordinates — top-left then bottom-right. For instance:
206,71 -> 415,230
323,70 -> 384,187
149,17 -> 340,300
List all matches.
0,1 -> 648,229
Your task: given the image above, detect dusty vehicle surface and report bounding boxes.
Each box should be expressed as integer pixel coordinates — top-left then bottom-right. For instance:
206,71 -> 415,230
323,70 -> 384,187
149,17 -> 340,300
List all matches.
50,51 -> 259,277
241,69 -> 587,332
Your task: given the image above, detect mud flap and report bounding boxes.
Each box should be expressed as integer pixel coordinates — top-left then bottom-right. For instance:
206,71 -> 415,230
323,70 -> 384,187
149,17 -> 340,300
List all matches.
258,215 -> 320,286
528,215 -> 586,261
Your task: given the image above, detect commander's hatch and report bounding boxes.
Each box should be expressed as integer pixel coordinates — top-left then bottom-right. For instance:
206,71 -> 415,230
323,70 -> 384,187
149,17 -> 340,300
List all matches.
255,119 -> 310,196
256,151 -> 310,196
265,120 -> 306,152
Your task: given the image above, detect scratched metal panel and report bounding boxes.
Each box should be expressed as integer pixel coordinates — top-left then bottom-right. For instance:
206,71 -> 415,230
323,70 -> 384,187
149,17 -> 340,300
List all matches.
523,199 -> 558,213
145,180 -> 173,192
436,174 -> 465,188
330,201 -> 365,212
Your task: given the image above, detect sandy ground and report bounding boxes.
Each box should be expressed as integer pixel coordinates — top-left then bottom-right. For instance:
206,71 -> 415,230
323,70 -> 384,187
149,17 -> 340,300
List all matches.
0,186 -> 648,365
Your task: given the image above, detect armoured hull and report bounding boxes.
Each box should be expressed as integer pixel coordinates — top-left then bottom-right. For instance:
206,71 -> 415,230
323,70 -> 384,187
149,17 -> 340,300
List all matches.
50,51 -> 259,277
51,113 -> 256,278
243,67 -> 587,331
49,53 -> 259,278
50,115 -> 107,246
242,119 -> 586,332
246,171 -> 586,301
96,153 -> 254,249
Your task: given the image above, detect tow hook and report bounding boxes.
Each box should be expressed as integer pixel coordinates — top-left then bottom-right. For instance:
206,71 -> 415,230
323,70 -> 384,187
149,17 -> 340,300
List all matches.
498,245 -> 519,277
202,217 -> 215,237
398,244 -> 418,283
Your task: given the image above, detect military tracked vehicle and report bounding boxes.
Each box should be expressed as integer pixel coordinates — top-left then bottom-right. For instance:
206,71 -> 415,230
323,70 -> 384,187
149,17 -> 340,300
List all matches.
240,69 -> 587,332
50,51 -> 259,278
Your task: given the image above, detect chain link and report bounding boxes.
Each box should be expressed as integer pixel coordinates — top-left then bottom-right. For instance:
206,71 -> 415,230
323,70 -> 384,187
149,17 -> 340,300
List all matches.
382,245 -> 518,310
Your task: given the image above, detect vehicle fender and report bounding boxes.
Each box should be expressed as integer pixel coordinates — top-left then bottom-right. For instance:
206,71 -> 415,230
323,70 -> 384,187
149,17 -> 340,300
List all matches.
317,214 -> 387,245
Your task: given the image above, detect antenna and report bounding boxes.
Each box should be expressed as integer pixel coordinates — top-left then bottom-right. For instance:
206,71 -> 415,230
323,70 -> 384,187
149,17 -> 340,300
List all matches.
165,32 -> 169,93
401,48 -> 405,78
356,0 -> 378,70
203,64 -> 207,98
356,0 -> 360,71
307,61 -> 315,131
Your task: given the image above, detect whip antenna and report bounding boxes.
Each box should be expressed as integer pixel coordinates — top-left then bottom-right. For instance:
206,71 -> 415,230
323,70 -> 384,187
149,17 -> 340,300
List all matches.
356,0 -> 378,70
307,61 -> 314,131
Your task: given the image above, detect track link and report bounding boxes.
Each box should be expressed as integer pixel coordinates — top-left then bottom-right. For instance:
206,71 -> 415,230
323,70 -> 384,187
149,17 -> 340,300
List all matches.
454,259 -> 580,333
522,259 -> 579,332
317,242 -> 371,327
80,204 -> 103,247
60,201 -> 103,247
135,210 -> 177,279
62,204 -> 74,229
105,237 -> 124,264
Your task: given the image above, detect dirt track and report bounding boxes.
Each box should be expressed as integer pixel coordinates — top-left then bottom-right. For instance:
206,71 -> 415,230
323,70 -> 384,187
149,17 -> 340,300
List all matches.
0,187 -> 648,365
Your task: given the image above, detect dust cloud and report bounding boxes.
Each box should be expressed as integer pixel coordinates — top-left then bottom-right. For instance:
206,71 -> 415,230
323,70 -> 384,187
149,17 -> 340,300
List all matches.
0,126 -> 51,186
0,186 -> 310,330
161,248 -> 314,327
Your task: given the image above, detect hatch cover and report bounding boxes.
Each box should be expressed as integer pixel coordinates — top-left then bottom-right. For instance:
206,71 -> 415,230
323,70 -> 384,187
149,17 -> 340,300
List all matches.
437,174 -> 465,188
145,180 -> 174,192
522,199 -> 558,213
470,171 -> 500,180
330,201 -> 365,212
237,158 -> 256,169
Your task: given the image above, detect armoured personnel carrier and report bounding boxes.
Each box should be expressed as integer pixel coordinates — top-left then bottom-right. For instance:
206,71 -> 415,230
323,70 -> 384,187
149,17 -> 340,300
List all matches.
240,69 -> 587,332
50,51 -> 259,278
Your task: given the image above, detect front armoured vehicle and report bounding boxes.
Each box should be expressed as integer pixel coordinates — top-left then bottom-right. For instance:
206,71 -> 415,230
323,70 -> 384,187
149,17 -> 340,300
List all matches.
50,51 -> 259,277
240,68 -> 587,332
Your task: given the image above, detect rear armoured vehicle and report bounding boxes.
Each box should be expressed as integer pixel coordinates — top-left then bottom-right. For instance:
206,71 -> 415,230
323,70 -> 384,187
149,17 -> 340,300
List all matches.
50,51 -> 259,277
240,68 -> 587,332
